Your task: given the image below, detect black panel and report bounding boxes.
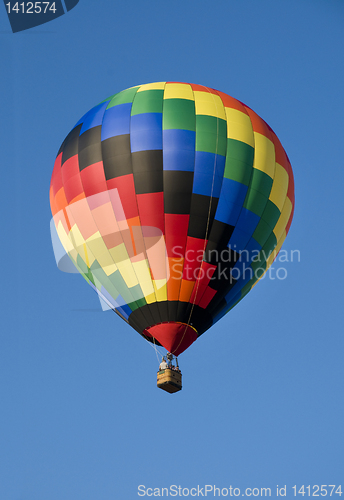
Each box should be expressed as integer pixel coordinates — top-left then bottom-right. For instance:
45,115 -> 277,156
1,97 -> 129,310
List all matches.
206,220 -> 235,251
102,135 -> 132,179
102,134 -> 131,159
156,301 -> 169,321
145,302 -> 162,325
187,194 -> 219,239
61,124 -> 82,164
134,171 -> 163,194
128,300 -> 213,336
187,215 -> 207,239
190,193 -> 218,218
206,298 -> 228,324
163,171 -> 194,214
78,126 -> 103,171
164,191 -> 192,214
131,150 -> 163,173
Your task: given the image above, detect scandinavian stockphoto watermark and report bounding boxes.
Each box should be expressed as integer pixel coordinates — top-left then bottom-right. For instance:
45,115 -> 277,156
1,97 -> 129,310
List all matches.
3,0 -> 79,32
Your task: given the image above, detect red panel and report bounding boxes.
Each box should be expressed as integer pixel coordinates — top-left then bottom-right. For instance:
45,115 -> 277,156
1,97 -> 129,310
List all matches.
189,261 -> 216,304
136,192 -> 165,233
63,173 -> 84,204
243,106 -> 272,138
198,286 -> 217,309
61,155 -> 80,184
51,153 -> 63,197
80,162 -> 107,197
165,214 -> 189,258
190,83 -> 219,95
146,322 -> 198,356
107,174 -> 138,220
215,90 -> 246,112
285,203 -> 294,235
182,236 -> 207,281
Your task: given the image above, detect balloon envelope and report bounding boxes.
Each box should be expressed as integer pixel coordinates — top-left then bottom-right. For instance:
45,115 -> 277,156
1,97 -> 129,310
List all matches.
50,82 -> 294,355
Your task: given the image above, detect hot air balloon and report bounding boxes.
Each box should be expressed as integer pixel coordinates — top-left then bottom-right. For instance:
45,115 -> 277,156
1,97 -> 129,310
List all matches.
50,82 -> 294,393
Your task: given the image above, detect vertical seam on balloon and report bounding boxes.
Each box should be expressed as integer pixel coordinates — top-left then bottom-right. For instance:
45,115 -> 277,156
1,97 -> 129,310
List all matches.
72,96 -> 139,315
173,85 -> 221,354
129,85 -> 162,320
223,111 -> 277,313
95,92 -> 146,313
98,91 -> 148,314
175,83 -> 197,315
187,88 -> 229,312
159,82 -> 168,311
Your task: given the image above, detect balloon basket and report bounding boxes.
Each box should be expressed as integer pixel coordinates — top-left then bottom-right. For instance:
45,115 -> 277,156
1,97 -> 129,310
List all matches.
157,369 -> 182,393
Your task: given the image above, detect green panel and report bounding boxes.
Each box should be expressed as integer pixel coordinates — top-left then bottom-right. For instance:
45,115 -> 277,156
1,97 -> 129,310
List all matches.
226,138 -> 254,165
99,93 -> 118,105
240,279 -> 256,297
106,87 -> 139,108
261,232 -> 277,259
224,157 -> 253,185
129,284 -> 148,303
128,297 -> 147,310
76,254 -> 89,275
195,115 -> 227,155
251,257 -> 267,277
107,270 -> 137,304
252,219 -> 273,247
243,188 -> 268,216
162,99 -> 195,131
249,169 -> 273,197
261,200 -> 281,229
131,89 -> 164,115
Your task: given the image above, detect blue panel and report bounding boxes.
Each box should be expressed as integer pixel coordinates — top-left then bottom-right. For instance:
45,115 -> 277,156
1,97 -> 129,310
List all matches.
245,237 -> 262,259
163,149 -> 195,171
225,272 -> 252,299
228,226 -> 252,252
130,113 -> 163,152
192,171 -> 224,197
163,129 -> 195,151
116,304 -> 132,319
194,151 -> 226,176
192,152 -> 225,197
77,101 -> 109,134
101,103 -> 132,140
215,198 -> 242,226
220,178 -> 248,205
235,208 -> 260,234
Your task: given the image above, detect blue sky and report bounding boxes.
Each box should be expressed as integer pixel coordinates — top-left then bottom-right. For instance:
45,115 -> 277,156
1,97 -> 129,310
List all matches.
1,1 -> 343,499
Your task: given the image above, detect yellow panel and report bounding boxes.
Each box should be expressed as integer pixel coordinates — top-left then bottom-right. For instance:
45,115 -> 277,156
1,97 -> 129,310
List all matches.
101,263 -> 118,277
86,231 -> 116,270
109,243 -> 129,264
225,107 -> 254,147
69,224 -> 96,267
153,279 -> 168,301
132,259 -> 155,297
273,198 -> 292,241
137,82 -> 166,91
194,91 -> 226,120
269,163 -> 289,211
117,261 -> 139,287
253,132 -> 275,178
57,220 -> 74,254
145,292 -> 156,304
163,83 -> 194,100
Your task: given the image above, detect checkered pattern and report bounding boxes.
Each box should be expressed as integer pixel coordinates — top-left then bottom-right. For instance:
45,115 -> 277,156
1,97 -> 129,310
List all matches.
50,82 -> 295,355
